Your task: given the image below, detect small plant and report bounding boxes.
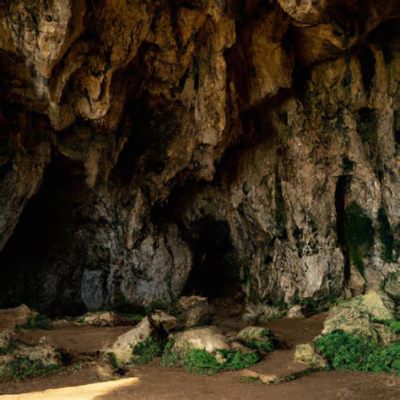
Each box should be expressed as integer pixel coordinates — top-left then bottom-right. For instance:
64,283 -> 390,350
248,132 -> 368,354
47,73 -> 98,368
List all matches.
315,331 -> 400,374
161,340 -> 180,367
217,349 -> 260,371
0,356 -> 60,381
238,327 -> 276,352
16,314 -> 51,331
183,349 -> 223,375
183,349 -> 260,375
131,337 -> 163,365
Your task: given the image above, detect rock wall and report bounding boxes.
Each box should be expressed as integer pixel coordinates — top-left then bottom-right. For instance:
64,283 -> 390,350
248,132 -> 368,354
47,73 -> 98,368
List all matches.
0,0 -> 399,313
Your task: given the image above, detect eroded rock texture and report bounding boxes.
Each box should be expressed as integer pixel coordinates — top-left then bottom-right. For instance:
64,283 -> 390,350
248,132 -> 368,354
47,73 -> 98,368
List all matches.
0,0 -> 399,314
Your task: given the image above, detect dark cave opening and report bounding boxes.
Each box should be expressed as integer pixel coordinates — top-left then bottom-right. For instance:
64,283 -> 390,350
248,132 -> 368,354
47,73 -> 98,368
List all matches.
0,153 -> 88,313
183,216 -> 242,300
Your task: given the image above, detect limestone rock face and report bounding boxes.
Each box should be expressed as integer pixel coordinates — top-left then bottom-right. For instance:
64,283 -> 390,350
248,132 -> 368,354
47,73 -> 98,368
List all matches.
0,1 -> 399,313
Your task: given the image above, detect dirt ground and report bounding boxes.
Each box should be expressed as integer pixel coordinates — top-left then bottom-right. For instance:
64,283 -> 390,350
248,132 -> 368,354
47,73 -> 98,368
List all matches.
1,311 -> 400,399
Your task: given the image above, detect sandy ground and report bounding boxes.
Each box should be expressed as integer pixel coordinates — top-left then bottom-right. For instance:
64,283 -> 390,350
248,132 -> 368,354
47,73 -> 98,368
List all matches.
1,311 -> 399,400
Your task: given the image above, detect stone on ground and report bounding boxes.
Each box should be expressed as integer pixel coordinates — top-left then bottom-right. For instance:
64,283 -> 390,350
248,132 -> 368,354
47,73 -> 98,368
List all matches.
151,310 -> 177,332
78,311 -> 127,327
171,326 -> 229,356
322,291 -> 396,344
240,369 -> 279,384
287,305 -> 305,319
237,326 -> 275,351
0,305 -> 37,330
294,343 -> 327,368
105,317 -> 152,364
177,296 -> 210,328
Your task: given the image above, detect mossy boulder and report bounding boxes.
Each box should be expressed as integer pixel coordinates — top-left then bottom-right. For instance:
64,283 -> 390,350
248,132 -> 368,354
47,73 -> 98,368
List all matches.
171,326 -> 229,358
294,343 -> 327,368
106,317 -> 153,364
237,326 -> 275,352
0,339 -> 60,381
322,291 -> 396,344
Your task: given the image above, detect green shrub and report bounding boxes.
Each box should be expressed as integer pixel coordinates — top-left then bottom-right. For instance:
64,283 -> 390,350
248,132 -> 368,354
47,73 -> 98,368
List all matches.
131,337 -> 163,365
218,349 -> 260,371
16,314 -> 51,331
0,356 -> 60,381
183,349 -> 222,375
183,349 -> 260,375
161,340 -> 180,367
315,331 -> 400,374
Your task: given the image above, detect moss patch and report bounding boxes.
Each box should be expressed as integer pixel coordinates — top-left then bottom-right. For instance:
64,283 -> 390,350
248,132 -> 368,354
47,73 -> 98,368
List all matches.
183,349 -> 260,376
0,356 -> 60,381
131,337 -> 163,366
315,331 -> 400,374
16,314 -> 51,331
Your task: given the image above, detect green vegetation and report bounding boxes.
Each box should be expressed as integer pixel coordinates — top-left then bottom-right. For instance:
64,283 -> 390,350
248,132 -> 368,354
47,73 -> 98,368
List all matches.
0,356 -> 60,381
161,340 -> 180,367
16,314 -> 51,331
183,349 -> 260,376
131,337 -> 163,365
240,329 -> 275,352
315,331 -> 400,374
344,202 -> 375,275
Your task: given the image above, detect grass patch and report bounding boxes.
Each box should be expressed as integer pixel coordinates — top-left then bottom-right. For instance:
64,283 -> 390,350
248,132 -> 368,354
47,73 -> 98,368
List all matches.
0,356 -> 60,381
183,349 -> 260,375
16,314 -> 51,331
131,337 -> 163,365
161,340 -> 180,367
239,329 -> 275,352
315,331 -> 400,374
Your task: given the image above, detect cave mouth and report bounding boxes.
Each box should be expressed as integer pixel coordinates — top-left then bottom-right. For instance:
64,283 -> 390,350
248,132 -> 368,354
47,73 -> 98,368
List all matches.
183,216 -> 243,300
0,153 -> 88,314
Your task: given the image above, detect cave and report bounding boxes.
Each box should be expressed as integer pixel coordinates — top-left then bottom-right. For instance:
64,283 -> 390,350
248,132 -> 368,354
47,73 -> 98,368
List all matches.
0,1 -> 400,395
183,216 -> 242,300
0,153 -> 89,314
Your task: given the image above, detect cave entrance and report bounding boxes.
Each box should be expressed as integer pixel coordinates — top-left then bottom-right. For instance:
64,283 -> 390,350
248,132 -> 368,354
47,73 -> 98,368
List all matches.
183,216 -> 242,300
0,153 -> 88,314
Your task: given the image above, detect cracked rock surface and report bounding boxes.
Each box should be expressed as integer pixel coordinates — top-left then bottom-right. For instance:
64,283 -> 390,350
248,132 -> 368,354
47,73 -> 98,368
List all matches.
0,0 -> 399,314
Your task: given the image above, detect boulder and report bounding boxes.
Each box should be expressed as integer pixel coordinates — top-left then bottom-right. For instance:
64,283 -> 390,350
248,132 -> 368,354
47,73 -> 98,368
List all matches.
287,305 -> 304,319
294,343 -> 327,368
237,326 -> 275,352
78,311 -> 128,327
242,304 -> 284,324
106,317 -> 152,364
171,326 -> 229,357
240,369 -> 279,384
151,310 -> 177,332
177,296 -> 210,328
0,305 -> 37,330
322,291 -> 396,344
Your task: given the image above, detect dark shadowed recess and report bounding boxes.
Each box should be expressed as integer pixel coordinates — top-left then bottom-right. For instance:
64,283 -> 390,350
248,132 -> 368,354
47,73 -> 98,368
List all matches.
0,153 -> 89,315
182,215 -> 242,299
